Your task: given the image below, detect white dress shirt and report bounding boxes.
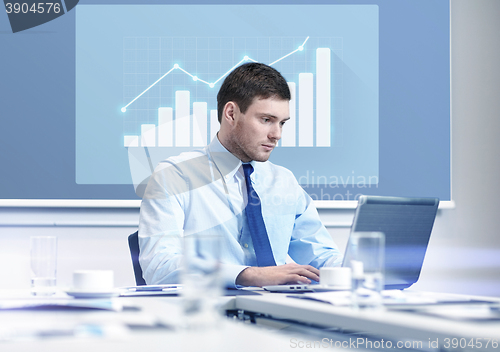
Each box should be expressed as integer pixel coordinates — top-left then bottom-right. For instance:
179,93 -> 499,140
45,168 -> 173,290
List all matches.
138,136 -> 342,287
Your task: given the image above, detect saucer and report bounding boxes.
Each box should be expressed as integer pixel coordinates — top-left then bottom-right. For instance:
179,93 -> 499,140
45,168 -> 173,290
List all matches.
65,289 -> 120,299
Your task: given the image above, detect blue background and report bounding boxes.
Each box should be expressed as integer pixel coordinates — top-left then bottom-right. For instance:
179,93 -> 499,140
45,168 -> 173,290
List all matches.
0,0 -> 450,201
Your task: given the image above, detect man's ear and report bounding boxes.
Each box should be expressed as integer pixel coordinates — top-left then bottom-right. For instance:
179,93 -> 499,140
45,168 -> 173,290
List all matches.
222,101 -> 239,126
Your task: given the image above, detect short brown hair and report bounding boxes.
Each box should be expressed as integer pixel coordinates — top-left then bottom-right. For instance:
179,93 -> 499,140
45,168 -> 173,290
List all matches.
217,63 -> 291,123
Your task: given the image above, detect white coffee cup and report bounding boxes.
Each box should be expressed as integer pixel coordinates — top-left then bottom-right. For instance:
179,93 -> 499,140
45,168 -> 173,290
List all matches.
320,267 -> 352,288
73,270 -> 114,291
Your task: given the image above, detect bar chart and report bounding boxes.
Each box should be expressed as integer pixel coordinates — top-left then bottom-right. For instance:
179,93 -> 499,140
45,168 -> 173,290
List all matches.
122,37 -> 339,149
76,4 -> 379,187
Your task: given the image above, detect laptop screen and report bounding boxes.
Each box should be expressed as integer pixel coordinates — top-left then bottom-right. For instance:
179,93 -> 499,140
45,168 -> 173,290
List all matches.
343,196 -> 439,290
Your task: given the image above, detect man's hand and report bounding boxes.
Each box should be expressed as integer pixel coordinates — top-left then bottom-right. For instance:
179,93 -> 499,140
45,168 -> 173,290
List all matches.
235,263 -> 320,287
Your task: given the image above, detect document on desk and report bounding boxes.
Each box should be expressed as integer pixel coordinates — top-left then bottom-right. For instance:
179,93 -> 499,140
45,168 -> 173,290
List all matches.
287,290 -> 486,307
0,299 -> 167,342
400,304 -> 500,322
0,299 -> 123,311
288,291 -> 352,306
119,284 -> 183,296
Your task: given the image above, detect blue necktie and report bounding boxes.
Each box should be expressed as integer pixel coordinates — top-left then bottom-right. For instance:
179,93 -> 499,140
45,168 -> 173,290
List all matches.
243,164 -> 276,267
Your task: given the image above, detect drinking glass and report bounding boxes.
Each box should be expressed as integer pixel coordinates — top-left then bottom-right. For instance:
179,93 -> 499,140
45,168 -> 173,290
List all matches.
30,236 -> 57,296
348,232 -> 384,309
181,234 -> 223,329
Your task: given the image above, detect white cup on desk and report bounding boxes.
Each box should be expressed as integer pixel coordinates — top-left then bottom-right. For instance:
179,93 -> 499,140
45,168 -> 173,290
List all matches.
72,270 -> 114,292
320,267 -> 352,289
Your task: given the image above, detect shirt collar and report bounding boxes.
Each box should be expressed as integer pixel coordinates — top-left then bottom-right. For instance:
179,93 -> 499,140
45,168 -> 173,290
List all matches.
208,136 -> 242,181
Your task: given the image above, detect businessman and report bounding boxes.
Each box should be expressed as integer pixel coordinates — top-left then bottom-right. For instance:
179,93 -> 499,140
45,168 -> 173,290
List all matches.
139,62 -> 341,287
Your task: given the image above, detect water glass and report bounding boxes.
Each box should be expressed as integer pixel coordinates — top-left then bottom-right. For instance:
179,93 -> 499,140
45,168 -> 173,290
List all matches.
181,234 -> 223,329
348,232 -> 384,309
30,236 -> 58,296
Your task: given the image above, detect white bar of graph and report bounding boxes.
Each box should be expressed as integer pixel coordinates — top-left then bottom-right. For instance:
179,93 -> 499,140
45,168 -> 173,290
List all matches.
141,124 -> 156,147
124,135 -> 139,147
210,110 -> 218,142
299,73 -> 314,147
316,48 -> 331,147
175,91 -> 190,147
158,107 -> 173,147
193,102 -> 207,147
281,82 -> 296,147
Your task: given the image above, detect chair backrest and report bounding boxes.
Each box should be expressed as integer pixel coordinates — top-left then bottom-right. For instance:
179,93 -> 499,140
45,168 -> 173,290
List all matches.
128,231 -> 147,286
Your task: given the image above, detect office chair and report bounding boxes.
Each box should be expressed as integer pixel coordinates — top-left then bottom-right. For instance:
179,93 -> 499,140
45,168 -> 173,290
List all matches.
128,231 -> 147,286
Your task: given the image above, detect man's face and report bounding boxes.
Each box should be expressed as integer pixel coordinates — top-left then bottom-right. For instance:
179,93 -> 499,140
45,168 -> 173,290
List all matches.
229,97 -> 290,162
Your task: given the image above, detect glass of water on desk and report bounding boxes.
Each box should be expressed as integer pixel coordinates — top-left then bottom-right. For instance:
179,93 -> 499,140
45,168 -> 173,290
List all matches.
181,233 -> 223,329
348,232 -> 384,310
30,236 -> 57,296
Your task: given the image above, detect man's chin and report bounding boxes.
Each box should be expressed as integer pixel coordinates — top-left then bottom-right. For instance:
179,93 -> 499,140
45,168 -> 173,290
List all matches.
252,152 -> 272,162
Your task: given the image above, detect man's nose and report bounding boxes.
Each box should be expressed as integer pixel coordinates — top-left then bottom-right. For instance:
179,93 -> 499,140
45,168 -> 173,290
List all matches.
269,124 -> 281,141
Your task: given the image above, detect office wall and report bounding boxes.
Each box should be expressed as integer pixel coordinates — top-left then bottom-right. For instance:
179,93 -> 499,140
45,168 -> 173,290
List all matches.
412,0 -> 500,296
0,0 -> 499,295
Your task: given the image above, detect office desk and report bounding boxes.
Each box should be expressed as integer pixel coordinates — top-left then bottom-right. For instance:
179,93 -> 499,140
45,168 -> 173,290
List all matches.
1,289 -> 499,351
2,321 -> 296,352
234,293 -> 500,352
0,291 -> 293,352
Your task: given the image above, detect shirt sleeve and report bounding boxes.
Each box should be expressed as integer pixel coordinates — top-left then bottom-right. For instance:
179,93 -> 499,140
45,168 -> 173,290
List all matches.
288,187 -> 343,268
138,162 -> 187,285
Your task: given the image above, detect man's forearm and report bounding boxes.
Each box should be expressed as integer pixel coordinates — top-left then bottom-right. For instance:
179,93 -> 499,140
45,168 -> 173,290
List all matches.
235,263 -> 320,287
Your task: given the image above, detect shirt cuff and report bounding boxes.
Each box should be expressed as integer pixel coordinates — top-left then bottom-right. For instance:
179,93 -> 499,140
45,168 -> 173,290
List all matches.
221,264 -> 249,288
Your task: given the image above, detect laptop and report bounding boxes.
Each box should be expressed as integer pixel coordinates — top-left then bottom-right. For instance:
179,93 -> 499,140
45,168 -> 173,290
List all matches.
263,195 -> 439,292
